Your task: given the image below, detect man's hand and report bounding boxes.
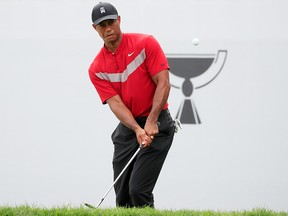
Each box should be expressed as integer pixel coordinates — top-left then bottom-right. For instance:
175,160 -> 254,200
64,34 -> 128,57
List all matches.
135,127 -> 153,148
144,120 -> 159,142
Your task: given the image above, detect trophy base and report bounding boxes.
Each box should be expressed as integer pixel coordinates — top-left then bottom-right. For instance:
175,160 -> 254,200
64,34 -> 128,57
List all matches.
176,99 -> 201,124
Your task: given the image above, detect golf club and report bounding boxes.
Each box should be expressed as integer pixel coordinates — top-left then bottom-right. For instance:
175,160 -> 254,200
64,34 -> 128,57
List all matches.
84,145 -> 143,209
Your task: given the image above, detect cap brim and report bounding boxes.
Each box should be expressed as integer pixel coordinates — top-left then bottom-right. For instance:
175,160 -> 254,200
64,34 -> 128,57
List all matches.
93,15 -> 118,25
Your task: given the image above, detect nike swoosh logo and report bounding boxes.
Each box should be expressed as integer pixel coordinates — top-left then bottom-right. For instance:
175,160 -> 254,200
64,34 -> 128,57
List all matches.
128,52 -> 134,57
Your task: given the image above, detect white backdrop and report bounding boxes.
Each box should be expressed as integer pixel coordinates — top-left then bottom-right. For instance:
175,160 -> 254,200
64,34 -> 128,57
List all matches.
1,0 -> 288,211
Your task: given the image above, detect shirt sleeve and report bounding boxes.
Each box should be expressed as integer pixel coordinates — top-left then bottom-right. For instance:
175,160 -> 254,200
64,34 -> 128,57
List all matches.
144,35 -> 169,77
89,67 -> 118,104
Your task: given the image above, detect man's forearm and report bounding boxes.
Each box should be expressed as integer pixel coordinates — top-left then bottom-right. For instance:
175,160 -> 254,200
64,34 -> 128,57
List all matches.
107,95 -> 141,132
107,95 -> 152,147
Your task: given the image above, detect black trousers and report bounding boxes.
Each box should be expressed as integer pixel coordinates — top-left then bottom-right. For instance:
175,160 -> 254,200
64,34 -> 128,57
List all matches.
111,109 -> 175,208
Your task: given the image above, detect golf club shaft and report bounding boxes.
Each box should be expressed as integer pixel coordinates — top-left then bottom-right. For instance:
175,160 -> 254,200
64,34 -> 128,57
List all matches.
95,146 -> 142,208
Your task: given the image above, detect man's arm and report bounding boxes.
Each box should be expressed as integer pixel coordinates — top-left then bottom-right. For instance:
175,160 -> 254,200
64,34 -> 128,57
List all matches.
106,95 -> 152,147
145,69 -> 171,137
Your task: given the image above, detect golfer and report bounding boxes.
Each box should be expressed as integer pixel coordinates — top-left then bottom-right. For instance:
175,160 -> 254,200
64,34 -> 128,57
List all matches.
89,2 -> 175,208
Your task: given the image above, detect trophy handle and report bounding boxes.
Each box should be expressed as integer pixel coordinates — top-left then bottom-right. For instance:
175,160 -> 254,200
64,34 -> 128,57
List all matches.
194,50 -> 228,89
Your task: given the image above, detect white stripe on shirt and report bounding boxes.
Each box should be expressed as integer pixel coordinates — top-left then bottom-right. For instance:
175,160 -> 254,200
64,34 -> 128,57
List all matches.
95,49 -> 146,82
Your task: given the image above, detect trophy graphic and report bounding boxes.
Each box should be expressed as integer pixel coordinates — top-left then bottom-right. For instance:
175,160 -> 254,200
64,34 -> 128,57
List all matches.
167,50 -> 227,124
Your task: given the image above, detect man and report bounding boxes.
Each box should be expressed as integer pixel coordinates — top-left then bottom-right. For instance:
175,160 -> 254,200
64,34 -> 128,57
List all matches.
89,2 -> 175,208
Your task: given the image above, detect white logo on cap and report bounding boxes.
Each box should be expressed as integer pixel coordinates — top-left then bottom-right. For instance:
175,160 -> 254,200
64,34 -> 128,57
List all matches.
100,7 -> 105,14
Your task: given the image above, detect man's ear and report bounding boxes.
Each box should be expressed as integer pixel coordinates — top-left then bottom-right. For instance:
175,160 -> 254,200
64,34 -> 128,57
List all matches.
92,24 -> 97,30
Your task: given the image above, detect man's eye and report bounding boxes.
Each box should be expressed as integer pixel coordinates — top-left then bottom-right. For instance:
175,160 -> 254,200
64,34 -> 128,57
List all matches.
98,22 -> 105,27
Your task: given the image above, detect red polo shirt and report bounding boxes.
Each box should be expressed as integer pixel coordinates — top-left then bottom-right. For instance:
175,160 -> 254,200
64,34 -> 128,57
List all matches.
89,33 -> 169,118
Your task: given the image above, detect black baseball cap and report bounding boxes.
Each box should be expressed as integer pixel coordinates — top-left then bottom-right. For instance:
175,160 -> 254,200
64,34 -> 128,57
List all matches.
92,2 -> 118,25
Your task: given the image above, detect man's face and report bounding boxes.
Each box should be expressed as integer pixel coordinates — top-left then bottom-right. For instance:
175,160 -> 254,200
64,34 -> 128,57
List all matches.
93,16 -> 121,44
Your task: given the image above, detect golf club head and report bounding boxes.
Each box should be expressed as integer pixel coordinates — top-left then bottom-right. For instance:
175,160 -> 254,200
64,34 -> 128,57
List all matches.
84,198 -> 104,209
84,203 -> 96,209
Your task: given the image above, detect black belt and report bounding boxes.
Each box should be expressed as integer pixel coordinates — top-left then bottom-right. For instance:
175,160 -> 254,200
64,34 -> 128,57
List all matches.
135,108 -> 170,122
